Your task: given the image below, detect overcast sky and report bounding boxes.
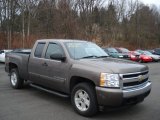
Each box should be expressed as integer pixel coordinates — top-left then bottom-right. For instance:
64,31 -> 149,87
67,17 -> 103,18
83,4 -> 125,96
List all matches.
140,0 -> 160,6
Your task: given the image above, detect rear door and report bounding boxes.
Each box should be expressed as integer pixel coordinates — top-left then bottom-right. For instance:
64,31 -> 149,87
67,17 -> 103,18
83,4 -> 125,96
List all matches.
28,42 -> 46,84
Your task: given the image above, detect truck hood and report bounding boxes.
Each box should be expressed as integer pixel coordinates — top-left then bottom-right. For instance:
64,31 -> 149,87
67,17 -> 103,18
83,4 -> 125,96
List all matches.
77,58 -> 148,74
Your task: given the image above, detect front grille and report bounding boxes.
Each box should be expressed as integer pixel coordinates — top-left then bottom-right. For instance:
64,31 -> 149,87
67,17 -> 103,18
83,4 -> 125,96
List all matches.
122,71 -> 149,88
123,78 -> 148,87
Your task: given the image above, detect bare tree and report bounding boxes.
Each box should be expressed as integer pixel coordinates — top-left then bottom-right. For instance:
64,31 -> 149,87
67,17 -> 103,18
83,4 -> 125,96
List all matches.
0,0 -> 160,49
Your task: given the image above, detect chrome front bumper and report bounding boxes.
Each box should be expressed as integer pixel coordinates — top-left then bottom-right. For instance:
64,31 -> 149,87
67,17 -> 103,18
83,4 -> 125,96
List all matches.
123,81 -> 152,98
96,81 -> 152,106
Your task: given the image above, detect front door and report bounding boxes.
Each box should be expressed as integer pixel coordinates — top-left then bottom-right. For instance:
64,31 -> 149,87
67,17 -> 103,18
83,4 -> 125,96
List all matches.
40,42 -> 69,92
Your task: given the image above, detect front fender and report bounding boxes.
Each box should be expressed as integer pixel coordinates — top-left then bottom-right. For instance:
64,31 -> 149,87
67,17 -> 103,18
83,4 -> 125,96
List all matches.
66,64 -> 101,92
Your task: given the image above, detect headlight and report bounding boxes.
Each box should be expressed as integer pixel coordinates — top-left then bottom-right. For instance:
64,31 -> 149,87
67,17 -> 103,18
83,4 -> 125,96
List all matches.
100,73 -> 120,88
131,55 -> 136,58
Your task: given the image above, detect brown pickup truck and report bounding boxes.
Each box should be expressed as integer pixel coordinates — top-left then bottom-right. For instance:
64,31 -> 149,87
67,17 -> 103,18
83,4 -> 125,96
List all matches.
5,39 -> 151,116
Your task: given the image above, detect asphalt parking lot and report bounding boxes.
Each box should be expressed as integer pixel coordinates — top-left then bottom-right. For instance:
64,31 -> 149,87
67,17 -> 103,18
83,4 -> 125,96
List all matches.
0,63 -> 160,120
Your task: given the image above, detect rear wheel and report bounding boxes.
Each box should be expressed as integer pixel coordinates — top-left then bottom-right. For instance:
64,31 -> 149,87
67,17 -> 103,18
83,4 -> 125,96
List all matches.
71,83 -> 98,117
10,68 -> 24,89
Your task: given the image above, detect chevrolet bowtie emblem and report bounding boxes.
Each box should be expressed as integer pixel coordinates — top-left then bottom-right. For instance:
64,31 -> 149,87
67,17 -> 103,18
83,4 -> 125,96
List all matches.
138,75 -> 144,82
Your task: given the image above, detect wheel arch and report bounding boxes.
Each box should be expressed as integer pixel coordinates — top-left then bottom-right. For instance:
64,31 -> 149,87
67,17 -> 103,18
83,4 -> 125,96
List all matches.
70,76 -> 96,92
9,62 -> 18,72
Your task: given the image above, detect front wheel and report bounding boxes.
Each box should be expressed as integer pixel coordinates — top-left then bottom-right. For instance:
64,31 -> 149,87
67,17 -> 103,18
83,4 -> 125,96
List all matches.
10,68 -> 24,89
71,83 -> 98,117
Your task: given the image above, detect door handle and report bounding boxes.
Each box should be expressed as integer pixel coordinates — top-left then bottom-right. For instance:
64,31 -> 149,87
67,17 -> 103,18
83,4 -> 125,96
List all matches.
42,62 -> 48,67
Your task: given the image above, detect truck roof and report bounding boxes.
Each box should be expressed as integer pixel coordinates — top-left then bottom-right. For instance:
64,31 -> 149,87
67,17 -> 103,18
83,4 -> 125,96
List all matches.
37,39 -> 89,43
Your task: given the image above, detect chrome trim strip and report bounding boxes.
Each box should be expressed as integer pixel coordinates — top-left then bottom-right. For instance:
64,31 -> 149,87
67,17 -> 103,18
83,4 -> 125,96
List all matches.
123,76 -> 140,80
123,74 -> 149,83
120,70 -> 148,76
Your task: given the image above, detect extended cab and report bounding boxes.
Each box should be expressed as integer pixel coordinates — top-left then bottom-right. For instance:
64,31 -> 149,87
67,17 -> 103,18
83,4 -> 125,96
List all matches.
5,39 -> 152,116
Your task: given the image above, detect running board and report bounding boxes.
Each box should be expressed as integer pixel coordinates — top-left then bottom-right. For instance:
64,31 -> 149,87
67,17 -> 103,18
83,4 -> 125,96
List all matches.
30,84 -> 69,98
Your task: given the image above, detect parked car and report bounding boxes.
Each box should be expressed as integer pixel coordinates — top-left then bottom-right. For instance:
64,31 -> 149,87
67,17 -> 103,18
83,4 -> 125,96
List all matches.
136,49 -> 144,54
129,51 -> 141,62
139,50 -> 160,62
115,47 -> 130,59
116,47 -> 130,53
0,49 -> 12,62
135,50 -> 153,63
5,39 -> 151,117
103,47 -> 128,59
147,50 -> 155,54
153,48 -> 160,56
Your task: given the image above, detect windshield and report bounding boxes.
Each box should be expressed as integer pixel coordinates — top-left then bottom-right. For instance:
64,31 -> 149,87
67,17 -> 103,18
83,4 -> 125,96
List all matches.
107,48 -> 118,53
144,51 -> 152,55
136,50 -> 144,54
134,51 -> 141,55
120,48 -> 129,53
65,42 -> 108,59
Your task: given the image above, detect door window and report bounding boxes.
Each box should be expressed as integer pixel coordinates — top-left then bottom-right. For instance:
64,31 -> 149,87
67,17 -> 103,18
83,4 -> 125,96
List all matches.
45,43 -> 64,59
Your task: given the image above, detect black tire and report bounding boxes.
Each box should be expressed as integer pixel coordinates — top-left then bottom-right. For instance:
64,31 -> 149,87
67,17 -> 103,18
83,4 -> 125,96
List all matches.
139,59 -> 143,63
10,68 -> 24,89
71,83 -> 98,117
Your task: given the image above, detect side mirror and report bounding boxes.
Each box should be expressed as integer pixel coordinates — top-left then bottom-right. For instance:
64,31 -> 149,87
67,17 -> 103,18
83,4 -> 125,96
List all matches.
50,53 -> 66,61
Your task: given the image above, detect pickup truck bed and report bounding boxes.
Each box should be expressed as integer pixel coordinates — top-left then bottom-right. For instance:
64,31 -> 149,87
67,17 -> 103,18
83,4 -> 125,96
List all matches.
6,53 -> 30,80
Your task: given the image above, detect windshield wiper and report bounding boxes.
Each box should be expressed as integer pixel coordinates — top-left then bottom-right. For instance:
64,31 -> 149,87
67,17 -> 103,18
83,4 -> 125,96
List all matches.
81,55 -> 98,59
81,55 -> 108,59
97,56 -> 109,58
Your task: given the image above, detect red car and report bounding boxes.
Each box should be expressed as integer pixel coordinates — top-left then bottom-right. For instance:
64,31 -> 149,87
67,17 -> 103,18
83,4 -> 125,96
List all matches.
129,51 -> 140,62
139,54 -> 153,62
130,51 -> 153,62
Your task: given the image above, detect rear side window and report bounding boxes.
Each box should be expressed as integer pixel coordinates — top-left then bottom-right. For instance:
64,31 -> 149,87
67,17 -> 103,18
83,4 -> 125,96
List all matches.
34,43 -> 45,58
45,43 -> 64,59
